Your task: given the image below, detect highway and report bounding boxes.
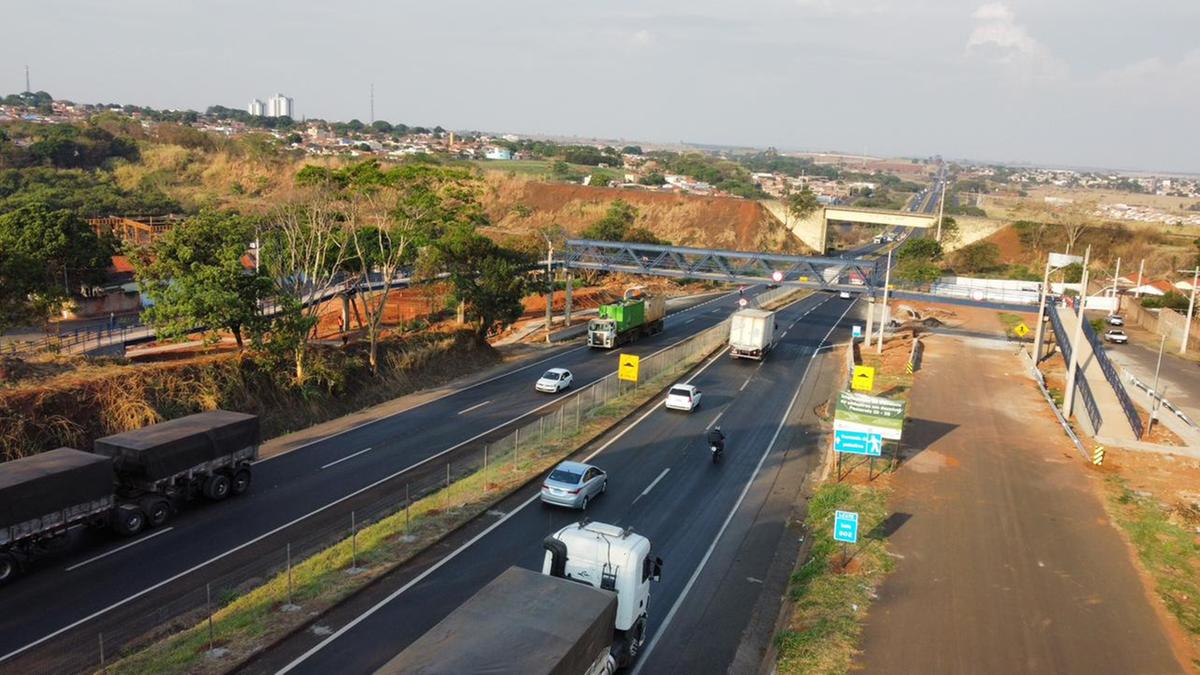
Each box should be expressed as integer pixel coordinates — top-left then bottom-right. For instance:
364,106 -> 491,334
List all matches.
0,286 -> 775,673
249,292 -> 856,675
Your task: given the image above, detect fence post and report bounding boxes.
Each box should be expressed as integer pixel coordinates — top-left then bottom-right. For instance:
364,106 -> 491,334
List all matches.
559,404 -> 564,436
445,463 -> 451,509
405,483 -> 411,534
287,543 -> 293,606
99,632 -> 105,671
575,394 -> 581,430
206,582 -> 214,653
483,444 -> 489,491
351,510 -> 358,570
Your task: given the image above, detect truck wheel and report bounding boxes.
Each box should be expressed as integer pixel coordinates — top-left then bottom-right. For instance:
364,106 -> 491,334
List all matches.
0,553 -> 18,585
203,473 -> 231,501
113,505 -> 146,537
231,468 -> 252,496
141,498 -> 171,527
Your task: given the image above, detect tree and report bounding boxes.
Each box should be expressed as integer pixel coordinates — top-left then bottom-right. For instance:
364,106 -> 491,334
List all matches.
344,164 -> 481,372
895,258 -> 942,284
937,215 -> 960,245
0,203 -> 112,331
426,229 -> 527,338
950,241 -> 1001,274
261,193 -> 351,384
581,200 -> 638,241
136,212 -> 270,348
897,238 -> 943,261
638,171 -> 665,186
787,185 -> 820,222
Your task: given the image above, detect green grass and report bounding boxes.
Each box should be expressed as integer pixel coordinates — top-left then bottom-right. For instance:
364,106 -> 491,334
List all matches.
997,312 -> 1024,331
775,482 -> 894,675
1102,475 -> 1200,640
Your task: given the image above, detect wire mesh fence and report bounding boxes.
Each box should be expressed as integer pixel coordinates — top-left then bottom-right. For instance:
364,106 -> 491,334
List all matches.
27,285 -> 805,674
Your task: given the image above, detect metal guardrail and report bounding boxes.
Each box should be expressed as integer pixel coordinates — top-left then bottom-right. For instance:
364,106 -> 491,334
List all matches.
1076,308 -> 1144,439
1023,352 -> 1089,460
1047,305 -> 1104,434
1124,369 -> 1197,427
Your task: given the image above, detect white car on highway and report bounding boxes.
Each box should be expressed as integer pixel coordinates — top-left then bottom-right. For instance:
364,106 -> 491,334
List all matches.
839,290 -> 852,299
1107,314 -> 1125,326
664,383 -> 701,412
535,368 -> 573,393
1104,329 -> 1128,344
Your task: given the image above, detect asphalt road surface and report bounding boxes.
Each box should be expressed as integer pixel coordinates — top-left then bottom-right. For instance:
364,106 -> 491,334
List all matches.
856,336 -> 1186,674
0,286 -> 775,673
244,294 -> 856,675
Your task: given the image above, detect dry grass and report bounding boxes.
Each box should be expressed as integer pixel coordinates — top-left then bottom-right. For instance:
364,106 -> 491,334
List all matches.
0,331 -> 498,461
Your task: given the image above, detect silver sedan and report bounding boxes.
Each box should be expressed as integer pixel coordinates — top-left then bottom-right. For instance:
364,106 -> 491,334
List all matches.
540,461 -> 607,510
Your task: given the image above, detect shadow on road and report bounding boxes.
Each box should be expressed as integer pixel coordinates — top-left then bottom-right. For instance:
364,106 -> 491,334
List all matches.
867,512 -> 912,540
896,418 -> 958,466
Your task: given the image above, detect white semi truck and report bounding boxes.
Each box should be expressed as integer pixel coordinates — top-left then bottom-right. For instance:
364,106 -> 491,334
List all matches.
376,521 -> 663,674
729,308 -> 777,360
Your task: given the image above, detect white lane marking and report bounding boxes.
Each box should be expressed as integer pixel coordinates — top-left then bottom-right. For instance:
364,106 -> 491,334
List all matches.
65,528 -> 176,572
632,298 -> 855,674
739,377 -> 752,392
685,319 -> 695,324
253,344 -> 589,464
320,447 -> 373,470
704,410 -> 726,431
456,400 -> 492,416
780,330 -> 788,339
276,329 -> 739,674
633,468 -> 671,503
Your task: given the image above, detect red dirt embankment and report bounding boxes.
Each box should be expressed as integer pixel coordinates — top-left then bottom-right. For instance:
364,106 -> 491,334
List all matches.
479,174 -> 809,254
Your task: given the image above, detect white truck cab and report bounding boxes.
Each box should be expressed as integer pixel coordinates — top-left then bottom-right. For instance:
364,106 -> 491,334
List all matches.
543,521 -> 662,668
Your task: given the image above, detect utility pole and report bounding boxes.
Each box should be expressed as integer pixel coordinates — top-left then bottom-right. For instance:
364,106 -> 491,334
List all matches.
1135,258 -> 1145,299
1110,256 -> 1121,316
544,237 -> 554,343
1063,246 -> 1091,421
935,181 -> 946,241
1180,266 -> 1200,354
876,246 -> 893,354
1032,258 -> 1052,362
1146,335 -> 1166,435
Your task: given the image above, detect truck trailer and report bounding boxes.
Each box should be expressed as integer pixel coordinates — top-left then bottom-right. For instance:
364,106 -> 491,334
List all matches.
588,289 -> 666,349
0,410 -> 259,584
729,308 -> 776,360
376,521 -> 663,675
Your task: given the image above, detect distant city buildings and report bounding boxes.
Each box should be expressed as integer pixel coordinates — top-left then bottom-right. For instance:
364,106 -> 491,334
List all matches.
245,94 -> 293,118
267,94 -> 294,118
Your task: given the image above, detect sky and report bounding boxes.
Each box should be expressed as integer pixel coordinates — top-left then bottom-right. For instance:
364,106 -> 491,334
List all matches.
4,0 -> 1199,173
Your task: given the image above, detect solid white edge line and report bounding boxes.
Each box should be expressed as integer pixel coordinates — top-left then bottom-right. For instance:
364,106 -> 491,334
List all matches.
65,527 -> 176,572
631,297 -> 855,674
456,400 -> 492,416
634,468 -> 671,503
277,340 -> 736,674
319,447 -> 373,470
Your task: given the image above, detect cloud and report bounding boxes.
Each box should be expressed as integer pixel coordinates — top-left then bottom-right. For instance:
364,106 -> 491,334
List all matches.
631,29 -> 654,46
1091,49 -> 1200,101
965,2 -> 1066,82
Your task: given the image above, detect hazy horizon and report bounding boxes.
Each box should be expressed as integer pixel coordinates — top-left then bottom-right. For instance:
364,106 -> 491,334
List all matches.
5,0 -> 1198,174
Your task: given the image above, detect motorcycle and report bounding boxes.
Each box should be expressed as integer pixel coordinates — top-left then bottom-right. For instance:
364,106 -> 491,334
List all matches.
710,442 -> 723,464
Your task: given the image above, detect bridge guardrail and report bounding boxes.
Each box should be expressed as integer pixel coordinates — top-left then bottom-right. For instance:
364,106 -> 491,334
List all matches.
1047,304 -> 1104,435
1076,307 -> 1144,439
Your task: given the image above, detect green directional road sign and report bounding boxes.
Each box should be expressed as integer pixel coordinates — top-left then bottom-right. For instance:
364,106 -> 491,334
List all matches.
833,391 -> 906,441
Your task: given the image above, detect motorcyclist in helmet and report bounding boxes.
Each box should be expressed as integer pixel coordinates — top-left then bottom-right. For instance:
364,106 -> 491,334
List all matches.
707,426 -> 726,452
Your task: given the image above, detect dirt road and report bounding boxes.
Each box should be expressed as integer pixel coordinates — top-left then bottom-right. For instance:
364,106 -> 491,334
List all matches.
856,336 -> 1188,674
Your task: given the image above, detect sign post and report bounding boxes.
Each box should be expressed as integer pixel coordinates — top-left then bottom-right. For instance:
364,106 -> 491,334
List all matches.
834,510 -> 859,567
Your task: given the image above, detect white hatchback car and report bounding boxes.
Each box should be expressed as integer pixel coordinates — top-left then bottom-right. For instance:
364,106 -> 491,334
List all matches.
535,368 -> 573,393
664,383 -> 701,412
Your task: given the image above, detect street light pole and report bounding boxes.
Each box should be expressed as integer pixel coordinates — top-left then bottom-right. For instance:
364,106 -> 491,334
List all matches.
1063,246 -> 1091,421
1146,334 -> 1166,435
1135,258 -> 1144,299
1180,266 -> 1200,354
1032,258 -> 1052,362
545,239 -> 554,343
935,181 -> 946,242
876,246 -> 893,354
1110,256 -> 1120,316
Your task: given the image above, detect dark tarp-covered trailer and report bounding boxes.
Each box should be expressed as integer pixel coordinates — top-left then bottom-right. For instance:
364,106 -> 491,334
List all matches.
93,410 -> 259,482
375,566 -> 617,675
0,448 -> 113,529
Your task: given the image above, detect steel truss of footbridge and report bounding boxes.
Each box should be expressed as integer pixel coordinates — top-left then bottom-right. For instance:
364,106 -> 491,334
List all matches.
563,239 -> 880,290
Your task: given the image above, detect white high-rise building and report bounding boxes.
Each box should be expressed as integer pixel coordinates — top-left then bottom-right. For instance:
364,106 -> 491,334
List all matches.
267,93 -> 294,119
247,98 -> 265,116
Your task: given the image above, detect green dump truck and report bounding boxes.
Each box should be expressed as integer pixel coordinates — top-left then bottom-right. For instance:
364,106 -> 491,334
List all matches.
587,290 -> 666,349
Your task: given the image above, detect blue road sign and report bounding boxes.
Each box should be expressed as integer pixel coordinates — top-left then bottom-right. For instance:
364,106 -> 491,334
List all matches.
834,429 -> 883,456
834,510 -> 859,544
